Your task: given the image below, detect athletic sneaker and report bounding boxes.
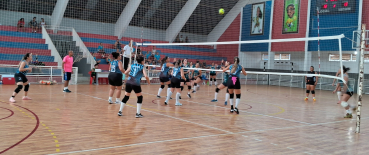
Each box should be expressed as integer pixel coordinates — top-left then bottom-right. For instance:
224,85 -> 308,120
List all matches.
118,111 -> 122,116
164,102 -> 168,105
175,102 -> 182,106
179,96 -> 182,99
63,89 -> 72,93
211,99 -> 218,102
136,113 -> 144,118
344,113 -> 352,118
108,99 -> 113,104
224,101 -> 227,106
234,107 -> 239,114
192,90 -> 196,93
304,97 -> 308,101
115,100 -> 120,104
9,97 -> 16,103
22,96 -> 32,100
313,98 -> 316,102
157,95 -> 161,98
187,94 -> 191,98
230,105 -> 234,113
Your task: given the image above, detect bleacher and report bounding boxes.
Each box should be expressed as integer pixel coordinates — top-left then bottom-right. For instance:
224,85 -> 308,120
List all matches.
0,25 -> 57,66
78,32 -> 227,71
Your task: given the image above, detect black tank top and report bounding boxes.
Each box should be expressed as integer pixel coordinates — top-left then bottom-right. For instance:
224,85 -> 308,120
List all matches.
307,71 -> 315,81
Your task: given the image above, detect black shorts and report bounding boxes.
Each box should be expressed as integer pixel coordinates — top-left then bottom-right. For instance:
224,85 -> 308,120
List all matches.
210,73 -> 216,76
193,76 -> 202,80
108,72 -> 123,86
222,81 -> 228,87
346,91 -> 354,97
64,72 -> 71,81
227,76 -> 241,89
123,57 -> 130,70
125,83 -> 142,93
170,77 -> 181,88
160,76 -> 170,83
91,72 -> 96,77
14,73 -> 28,83
306,80 -> 315,85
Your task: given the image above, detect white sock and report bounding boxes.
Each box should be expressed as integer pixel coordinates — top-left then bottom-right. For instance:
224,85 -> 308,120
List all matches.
165,90 -> 172,103
210,81 -> 213,85
167,88 -> 171,94
116,98 -> 120,102
215,81 -> 217,85
225,93 -> 229,102
346,109 -> 352,114
337,91 -> 342,100
137,103 -> 142,114
158,88 -> 163,96
119,102 -> 125,111
109,97 -> 112,100
64,87 -> 68,90
214,92 -> 218,100
230,98 -> 233,106
236,98 -> 240,108
176,92 -> 180,103
188,92 -> 190,94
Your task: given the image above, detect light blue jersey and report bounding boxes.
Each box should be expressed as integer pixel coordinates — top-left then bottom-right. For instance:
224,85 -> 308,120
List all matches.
172,67 -> 182,79
229,64 -> 243,78
110,60 -> 122,74
127,64 -> 144,86
16,60 -> 29,75
160,63 -> 170,76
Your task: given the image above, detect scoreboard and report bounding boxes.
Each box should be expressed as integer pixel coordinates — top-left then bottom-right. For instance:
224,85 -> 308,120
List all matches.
316,0 -> 356,15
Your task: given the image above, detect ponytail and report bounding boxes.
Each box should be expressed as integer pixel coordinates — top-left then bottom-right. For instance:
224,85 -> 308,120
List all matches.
343,65 -> 350,73
161,56 -> 168,66
19,53 -> 31,67
231,57 -> 240,74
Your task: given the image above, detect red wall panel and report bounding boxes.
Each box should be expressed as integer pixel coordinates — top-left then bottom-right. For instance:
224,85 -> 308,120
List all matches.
217,14 -> 241,62
271,0 -> 308,52
362,0 -> 369,28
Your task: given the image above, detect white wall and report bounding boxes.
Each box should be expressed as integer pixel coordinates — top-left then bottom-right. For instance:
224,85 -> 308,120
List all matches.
238,52 -> 264,69
0,10 -> 207,42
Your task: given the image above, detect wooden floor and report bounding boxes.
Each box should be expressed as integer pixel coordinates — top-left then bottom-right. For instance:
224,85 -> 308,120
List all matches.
1,84 -> 369,155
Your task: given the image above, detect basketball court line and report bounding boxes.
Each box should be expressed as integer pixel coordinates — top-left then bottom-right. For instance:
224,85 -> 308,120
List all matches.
77,93 -> 233,134
47,116 -> 367,155
143,92 -> 312,125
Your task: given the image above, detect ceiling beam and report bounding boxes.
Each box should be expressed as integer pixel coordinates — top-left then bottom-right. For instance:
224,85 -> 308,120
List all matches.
114,0 -> 142,39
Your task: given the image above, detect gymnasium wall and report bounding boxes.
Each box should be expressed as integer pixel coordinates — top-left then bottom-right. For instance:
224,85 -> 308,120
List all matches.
240,1 -> 272,52
216,14 -> 241,62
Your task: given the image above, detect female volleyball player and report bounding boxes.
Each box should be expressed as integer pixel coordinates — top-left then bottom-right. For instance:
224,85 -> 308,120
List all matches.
337,66 -> 356,118
304,66 -> 318,102
165,60 -> 185,106
332,69 -> 342,104
118,56 -> 150,118
108,52 -> 125,104
211,61 -> 230,105
157,56 -> 174,98
209,63 -> 217,86
192,63 -> 202,93
181,59 -> 191,98
9,53 -> 33,103
223,57 -> 247,114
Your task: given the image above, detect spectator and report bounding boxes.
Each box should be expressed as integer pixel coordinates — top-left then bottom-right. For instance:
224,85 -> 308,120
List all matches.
203,60 -> 207,68
91,64 -> 98,84
136,46 -> 141,55
115,39 -> 121,53
106,54 -> 112,64
122,41 -> 133,70
97,42 -> 104,53
175,35 -> 180,43
93,53 -> 101,64
185,36 -> 189,43
179,35 -> 184,43
17,18 -> 25,32
190,62 -> 194,68
29,17 -> 38,33
154,52 -> 160,64
38,18 -> 46,31
62,51 -> 74,93
146,51 -> 151,60
152,46 -> 156,55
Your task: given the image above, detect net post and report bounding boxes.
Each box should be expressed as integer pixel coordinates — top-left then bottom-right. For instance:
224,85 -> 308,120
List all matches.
356,24 -> 366,133
338,37 -> 344,83
129,40 -> 133,65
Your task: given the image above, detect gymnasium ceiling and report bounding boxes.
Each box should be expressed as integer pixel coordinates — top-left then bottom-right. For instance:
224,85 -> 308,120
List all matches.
0,0 -> 240,35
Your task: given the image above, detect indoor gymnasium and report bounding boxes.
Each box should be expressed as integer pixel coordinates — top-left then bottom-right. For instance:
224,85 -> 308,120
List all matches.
1,0 -> 369,154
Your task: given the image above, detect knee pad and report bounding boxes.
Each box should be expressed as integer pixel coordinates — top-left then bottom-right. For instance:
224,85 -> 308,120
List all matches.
226,89 -> 229,93
215,88 -> 220,93
341,101 -> 348,108
194,83 -> 197,86
122,95 -> 130,103
311,90 -> 315,94
161,85 -> 165,89
180,86 -> 184,91
214,79 -> 216,81
137,95 -> 143,104
188,86 -> 191,90
210,78 -> 213,81
230,93 -> 234,99
24,84 -> 29,92
306,90 -> 310,94
236,94 -> 241,99
14,85 -> 23,93
168,84 -> 171,87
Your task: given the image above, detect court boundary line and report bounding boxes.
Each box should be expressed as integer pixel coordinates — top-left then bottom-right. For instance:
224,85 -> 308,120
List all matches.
48,116 -> 368,155
0,107 -> 14,120
77,93 -> 233,134
143,92 -> 312,125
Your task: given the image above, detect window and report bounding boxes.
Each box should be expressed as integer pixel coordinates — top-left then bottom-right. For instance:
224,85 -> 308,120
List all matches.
262,54 -> 268,60
364,54 -> 369,62
274,54 -> 291,60
329,54 -> 355,61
